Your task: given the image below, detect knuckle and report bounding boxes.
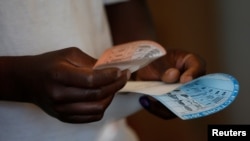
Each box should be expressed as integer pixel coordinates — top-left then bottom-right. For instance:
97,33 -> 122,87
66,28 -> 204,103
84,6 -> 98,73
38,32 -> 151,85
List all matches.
93,114 -> 104,122
48,87 -> 63,102
86,74 -> 94,87
49,70 -> 60,81
47,65 -> 63,81
93,99 -> 111,114
96,104 -> 107,113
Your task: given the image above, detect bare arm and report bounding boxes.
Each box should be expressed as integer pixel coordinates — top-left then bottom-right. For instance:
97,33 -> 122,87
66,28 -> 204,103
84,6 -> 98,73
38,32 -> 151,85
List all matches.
0,48 -> 128,123
105,0 -> 156,45
105,0 -> 206,119
0,56 -> 29,102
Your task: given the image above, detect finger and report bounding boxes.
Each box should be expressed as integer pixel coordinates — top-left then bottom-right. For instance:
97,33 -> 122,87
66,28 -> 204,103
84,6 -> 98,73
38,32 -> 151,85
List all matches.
161,68 -> 181,83
180,68 -> 197,83
179,54 -> 206,83
50,70 -> 128,103
97,69 -> 128,100
48,85 -> 100,103
53,95 -> 113,115
52,64 -> 122,88
60,47 -> 96,67
139,95 -> 176,120
59,114 -> 104,123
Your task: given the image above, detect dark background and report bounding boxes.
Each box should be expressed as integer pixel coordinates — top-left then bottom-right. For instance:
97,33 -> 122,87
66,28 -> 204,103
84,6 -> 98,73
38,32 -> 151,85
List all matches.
127,0 -> 250,140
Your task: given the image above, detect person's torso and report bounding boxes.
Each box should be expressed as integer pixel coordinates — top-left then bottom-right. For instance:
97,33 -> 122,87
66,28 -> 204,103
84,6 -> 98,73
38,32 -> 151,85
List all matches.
0,0 -> 111,58
0,0 -> 141,141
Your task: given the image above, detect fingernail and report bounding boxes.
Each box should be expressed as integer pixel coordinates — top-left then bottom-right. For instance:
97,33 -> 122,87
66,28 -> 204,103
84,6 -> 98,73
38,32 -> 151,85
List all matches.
139,96 -> 150,109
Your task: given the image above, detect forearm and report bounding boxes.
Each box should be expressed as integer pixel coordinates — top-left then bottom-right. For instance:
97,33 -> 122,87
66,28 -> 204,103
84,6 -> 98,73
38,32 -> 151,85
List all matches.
0,56 -> 31,102
105,0 -> 157,45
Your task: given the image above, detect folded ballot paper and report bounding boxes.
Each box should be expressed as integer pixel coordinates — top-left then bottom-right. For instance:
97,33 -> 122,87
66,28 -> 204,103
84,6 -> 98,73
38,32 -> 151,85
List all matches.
94,40 -> 166,73
94,40 -> 239,120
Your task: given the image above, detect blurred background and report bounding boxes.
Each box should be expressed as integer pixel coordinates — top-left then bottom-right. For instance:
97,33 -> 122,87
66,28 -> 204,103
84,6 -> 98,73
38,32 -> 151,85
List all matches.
127,0 -> 250,140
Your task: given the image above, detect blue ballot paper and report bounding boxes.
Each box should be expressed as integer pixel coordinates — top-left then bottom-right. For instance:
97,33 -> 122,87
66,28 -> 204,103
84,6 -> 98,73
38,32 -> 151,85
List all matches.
152,73 -> 239,120
120,73 -> 239,120
94,41 -> 239,120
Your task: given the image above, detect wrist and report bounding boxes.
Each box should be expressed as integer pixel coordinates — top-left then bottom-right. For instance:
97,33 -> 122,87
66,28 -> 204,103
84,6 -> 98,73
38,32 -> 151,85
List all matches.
0,56 -> 33,102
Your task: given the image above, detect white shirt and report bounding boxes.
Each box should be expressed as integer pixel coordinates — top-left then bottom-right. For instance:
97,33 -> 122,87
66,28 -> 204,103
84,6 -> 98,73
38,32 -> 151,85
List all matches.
0,0 -> 141,141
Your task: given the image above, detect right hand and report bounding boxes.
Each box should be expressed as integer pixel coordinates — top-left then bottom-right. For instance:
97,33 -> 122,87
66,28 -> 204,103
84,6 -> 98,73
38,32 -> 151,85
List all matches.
9,47 -> 129,123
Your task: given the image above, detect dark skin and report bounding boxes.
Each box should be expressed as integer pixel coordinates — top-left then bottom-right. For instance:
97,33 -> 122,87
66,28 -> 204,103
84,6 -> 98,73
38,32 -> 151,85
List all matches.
106,0 -> 205,83
0,0 -> 206,123
0,48 -> 129,123
106,0 -> 206,119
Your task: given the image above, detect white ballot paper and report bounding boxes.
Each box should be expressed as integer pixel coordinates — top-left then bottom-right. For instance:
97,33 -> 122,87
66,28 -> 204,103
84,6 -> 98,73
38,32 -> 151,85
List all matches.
120,73 -> 239,120
94,41 -> 240,120
119,81 -> 182,96
94,40 -> 166,73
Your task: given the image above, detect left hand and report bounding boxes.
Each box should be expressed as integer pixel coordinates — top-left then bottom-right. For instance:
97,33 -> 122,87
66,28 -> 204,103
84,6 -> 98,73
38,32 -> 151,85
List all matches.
135,49 -> 206,83
134,49 -> 206,119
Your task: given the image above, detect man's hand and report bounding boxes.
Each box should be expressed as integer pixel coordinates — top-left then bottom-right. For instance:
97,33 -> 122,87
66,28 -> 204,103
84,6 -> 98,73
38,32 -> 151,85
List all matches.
135,49 -> 206,83
135,49 -> 206,119
0,47 -> 129,123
